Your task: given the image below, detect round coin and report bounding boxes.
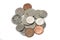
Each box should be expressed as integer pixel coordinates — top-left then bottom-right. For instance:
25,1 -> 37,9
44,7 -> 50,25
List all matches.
23,3 -> 32,10
12,15 -> 22,25
34,25 -> 44,35
35,18 -> 44,25
25,28 -> 34,37
16,23 -> 25,32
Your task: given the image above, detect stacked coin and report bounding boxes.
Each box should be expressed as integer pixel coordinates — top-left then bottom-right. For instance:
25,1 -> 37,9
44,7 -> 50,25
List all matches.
12,3 -> 48,37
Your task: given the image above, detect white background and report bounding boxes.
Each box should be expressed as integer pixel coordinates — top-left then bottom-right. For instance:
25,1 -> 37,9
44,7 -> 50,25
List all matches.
0,0 -> 60,40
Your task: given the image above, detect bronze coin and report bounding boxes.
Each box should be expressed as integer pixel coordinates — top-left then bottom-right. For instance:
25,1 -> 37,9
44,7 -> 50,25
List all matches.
34,25 -> 44,35
25,28 -> 34,37
23,3 -> 32,10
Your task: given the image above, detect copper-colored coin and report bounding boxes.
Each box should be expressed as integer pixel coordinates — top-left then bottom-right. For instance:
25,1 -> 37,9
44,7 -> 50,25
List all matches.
34,25 -> 44,35
23,3 -> 32,10
25,28 -> 34,37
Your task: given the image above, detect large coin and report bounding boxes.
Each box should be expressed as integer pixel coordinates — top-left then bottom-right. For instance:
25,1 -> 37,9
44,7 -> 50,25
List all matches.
12,15 -> 22,25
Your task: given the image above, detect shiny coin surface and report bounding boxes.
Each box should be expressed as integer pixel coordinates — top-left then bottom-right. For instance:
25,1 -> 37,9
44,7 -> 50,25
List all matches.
26,16 -> 35,24
15,8 -> 24,16
16,23 -> 25,32
35,18 -> 44,25
25,28 -> 34,37
12,15 -> 22,25
34,25 -> 44,35
23,3 -> 32,10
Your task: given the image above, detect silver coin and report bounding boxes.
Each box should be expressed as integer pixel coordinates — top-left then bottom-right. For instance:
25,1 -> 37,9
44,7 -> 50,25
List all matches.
16,23 -> 25,32
39,10 -> 47,18
15,8 -> 24,16
32,10 -> 40,19
12,15 -> 22,25
25,23 -> 36,28
22,15 -> 35,26
24,9 -> 35,16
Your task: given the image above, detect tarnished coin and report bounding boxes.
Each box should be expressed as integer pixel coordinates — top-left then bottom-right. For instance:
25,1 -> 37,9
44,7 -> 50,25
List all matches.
23,3 -> 32,10
24,9 -> 35,16
34,25 -> 44,35
26,16 -> 35,24
16,23 -> 25,32
39,10 -> 47,18
35,18 -> 44,25
25,28 -> 34,37
25,23 -> 35,28
12,15 -> 22,25
15,8 -> 24,16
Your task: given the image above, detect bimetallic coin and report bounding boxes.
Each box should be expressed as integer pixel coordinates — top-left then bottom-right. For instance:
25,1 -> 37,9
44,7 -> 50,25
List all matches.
23,3 -> 32,10
25,28 -> 34,37
16,23 -> 25,32
12,15 -> 22,25
35,18 -> 44,25
15,8 -> 24,16
39,10 -> 47,18
26,16 -> 35,24
34,25 -> 44,35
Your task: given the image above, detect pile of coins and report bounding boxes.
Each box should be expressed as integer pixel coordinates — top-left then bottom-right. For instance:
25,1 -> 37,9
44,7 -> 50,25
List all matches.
12,3 -> 47,37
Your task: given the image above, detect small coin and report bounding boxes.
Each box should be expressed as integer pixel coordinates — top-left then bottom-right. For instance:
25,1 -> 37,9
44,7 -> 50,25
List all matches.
35,18 -> 44,25
12,15 -> 22,25
23,3 -> 32,10
26,16 -> 35,24
25,28 -> 34,37
15,8 -> 24,16
16,23 -> 25,32
34,25 -> 44,35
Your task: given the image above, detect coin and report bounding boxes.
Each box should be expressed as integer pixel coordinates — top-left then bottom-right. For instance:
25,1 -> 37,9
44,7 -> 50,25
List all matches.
16,23 -> 25,32
35,18 -> 44,25
12,15 -> 22,25
25,28 -> 34,37
39,10 -> 47,18
23,3 -> 32,10
15,8 -> 24,16
26,16 -> 35,24
24,9 -> 35,16
34,25 -> 44,35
